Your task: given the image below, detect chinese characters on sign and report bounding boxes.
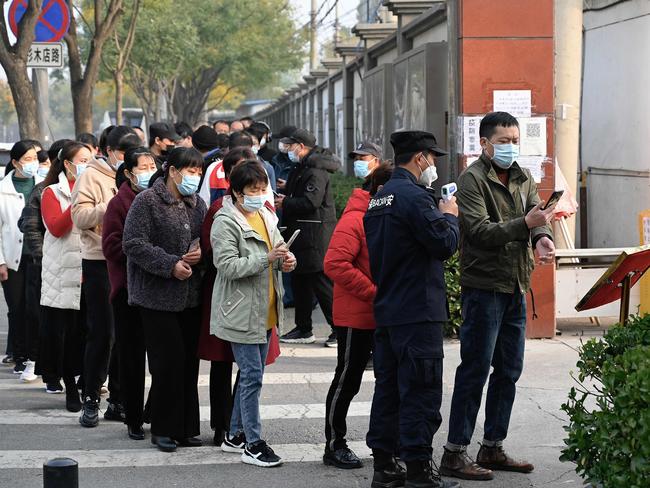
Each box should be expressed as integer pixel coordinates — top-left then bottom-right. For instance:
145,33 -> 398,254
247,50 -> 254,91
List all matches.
27,42 -> 64,69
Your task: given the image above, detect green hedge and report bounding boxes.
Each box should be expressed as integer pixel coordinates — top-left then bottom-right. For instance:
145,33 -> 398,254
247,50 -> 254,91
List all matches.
561,314 -> 650,487
330,172 -> 462,337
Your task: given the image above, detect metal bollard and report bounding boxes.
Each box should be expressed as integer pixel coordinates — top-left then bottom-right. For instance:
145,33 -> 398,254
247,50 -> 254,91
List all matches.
43,458 -> 78,488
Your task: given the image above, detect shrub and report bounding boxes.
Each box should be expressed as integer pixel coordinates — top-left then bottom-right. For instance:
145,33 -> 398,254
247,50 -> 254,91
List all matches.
444,253 -> 462,337
561,314 -> 650,487
330,171 -> 361,219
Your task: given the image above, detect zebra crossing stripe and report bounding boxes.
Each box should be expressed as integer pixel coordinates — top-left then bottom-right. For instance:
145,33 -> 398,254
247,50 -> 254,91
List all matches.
0,441 -> 372,469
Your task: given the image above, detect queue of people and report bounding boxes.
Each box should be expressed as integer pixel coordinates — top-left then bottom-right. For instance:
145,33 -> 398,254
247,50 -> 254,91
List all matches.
0,111 -> 555,486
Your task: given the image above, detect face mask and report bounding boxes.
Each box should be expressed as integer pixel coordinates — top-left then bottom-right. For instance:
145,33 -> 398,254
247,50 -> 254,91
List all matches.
251,145 -> 260,156
37,167 -> 49,178
288,150 -> 299,163
108,151 -> 123,171
69,163 -> 87,179
259,137 -> 266,147
241,194 -> 265,212
133,171 -> 156,191
490,142 -> 519,169
19,162 -> 39,178
174,171 -> 200,196
417,156 -> 438,187
161,144 -> 175,156
278,142 -> 289,154
354,160 -> 370,179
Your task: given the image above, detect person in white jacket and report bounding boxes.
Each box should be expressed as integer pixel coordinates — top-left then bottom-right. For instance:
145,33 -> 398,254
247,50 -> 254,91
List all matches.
0,140 -> 44,381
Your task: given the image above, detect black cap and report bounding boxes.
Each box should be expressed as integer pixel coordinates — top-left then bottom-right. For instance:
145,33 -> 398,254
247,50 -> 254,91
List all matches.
349,141 -> 382,159
277,125 -> 297,139
279,128 -> 316,147
192,125 -> 220,152
149,122 -> 181,143
390,130 -> 447,163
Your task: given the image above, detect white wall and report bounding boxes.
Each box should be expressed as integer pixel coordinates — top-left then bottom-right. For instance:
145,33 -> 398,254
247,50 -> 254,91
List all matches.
412,20 -> 447,47
582,0 -> 650,247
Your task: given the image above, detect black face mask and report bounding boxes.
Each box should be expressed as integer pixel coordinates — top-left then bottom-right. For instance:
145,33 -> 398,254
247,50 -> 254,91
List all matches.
161,144 -> 175,156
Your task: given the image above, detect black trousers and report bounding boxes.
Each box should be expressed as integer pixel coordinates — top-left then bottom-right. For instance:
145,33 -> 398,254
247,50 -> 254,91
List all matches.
293,271 -> 334,332
36,304 -> 85,382
113,289 -> 146,427
209,361 -> 233,433
367,323 -> 444,462
141,306 -> 201,440
81,260 -> 116,401
1,257 -> 41,361
325,326 -> 374,451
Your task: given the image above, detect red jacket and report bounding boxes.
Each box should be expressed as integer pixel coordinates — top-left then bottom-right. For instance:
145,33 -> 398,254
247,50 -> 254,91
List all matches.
198,195 -> 280,363
102,182 -> 137,302
324,188 -> 376,329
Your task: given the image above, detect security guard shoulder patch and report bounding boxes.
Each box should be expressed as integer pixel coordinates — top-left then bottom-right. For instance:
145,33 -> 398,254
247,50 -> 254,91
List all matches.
368,194 -> 395,210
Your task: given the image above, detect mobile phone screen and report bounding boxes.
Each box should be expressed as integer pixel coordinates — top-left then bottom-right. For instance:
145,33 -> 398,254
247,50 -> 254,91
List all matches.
285,229 -> 301,249
542,190 -> 564,210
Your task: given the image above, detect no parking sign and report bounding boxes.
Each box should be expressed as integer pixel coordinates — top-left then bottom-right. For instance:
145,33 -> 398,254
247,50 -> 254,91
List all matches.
8,0 -> 70,43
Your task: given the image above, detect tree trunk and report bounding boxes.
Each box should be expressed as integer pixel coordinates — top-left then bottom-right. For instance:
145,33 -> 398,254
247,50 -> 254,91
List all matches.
72,81 -> 94,135
6,62 -> 40,139
115,70 -> 124,125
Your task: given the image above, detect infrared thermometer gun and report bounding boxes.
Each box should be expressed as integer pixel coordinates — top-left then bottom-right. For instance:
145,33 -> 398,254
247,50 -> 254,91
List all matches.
441,183 -> 458,201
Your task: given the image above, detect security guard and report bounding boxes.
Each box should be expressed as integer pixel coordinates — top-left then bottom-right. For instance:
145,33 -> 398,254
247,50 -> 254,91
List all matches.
364,130 -> 460,488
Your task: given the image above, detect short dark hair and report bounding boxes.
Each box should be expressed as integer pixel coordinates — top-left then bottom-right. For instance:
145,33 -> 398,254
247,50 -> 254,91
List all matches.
107,126 -> 141,153
479,112 -> 519,139
229,131 -> 253,149
367,162 -> 394,196
213,119 -> 228,128
99,125 -> 116,156
223,147 -> 256,180
163,147 -> 204,180
76,132 -> 98,148
116,146 -> 155,188
249,122 -> 269,140
240,116 -> 254,124
229,159 -> 269,196
216,133 -> 230,150
175,121 -> 193,139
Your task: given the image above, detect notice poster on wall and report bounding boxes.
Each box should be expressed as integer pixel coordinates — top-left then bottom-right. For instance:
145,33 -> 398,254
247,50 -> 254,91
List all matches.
493,90 -> 532,118
517,156 -> 545,183
519,117 -> 547,156
461,116 -> 484,155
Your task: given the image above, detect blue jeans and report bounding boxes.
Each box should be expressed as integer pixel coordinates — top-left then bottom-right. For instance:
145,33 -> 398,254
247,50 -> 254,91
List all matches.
230,331 -> 271,444
366,322 -> 444,461
447,287 -> 527,447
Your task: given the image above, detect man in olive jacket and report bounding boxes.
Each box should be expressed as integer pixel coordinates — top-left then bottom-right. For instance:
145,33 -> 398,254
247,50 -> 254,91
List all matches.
274,129 -> 340,345
441,112 -> 556,481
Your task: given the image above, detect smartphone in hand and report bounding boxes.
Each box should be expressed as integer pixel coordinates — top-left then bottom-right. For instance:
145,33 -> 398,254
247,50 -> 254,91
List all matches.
542,190 -> 564,210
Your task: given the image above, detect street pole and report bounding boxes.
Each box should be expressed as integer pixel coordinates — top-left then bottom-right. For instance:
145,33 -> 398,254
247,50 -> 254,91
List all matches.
310,0 -> 317,71
31,68 -> 49,143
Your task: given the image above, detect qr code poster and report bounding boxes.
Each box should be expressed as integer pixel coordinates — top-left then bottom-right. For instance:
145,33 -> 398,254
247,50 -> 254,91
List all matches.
519,117 -> 547,156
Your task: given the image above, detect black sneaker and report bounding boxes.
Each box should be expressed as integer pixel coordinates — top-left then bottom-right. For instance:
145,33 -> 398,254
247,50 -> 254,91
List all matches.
324,332 -> 338,348
242,440 -> 283,467
104,402 -> 126,422
12,360 -> 26,374
79,396 -> 100,428
222,431 -> 247,453
280,327 -> 315,344
45,381 -> 64,394
372,456 -> 407,488
323,447 -> 363,469
405,459 -> 460,488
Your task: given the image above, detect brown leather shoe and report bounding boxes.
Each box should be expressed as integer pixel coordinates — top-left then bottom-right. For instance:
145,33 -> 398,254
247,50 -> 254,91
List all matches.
440,448 -> 494,481
476,445 -> 534,473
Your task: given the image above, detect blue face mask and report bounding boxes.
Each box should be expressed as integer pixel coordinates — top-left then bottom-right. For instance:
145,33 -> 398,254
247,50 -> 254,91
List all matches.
20,162 -> 39,178
288,150 -> 299,163
354,160 -> 371,179
74,163 -> 88,178
134,171 -> 156,191
175,172 -> 200,196
241,194 -> 265,213
37,167 -> 49,178
490,142 -> 519,169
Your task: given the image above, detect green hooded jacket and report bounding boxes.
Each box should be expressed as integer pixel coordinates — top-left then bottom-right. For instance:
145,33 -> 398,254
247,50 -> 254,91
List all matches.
456,154 -> 553,293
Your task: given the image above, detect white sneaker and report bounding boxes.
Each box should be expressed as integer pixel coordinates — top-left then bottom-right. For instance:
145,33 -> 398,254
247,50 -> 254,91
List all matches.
20,360 -> 39,383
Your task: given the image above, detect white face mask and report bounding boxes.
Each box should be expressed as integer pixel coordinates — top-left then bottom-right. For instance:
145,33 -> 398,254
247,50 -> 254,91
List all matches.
417,155 -> 438,187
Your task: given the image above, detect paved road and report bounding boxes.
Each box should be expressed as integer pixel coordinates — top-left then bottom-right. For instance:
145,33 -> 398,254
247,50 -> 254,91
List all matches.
0,297 -> 589,488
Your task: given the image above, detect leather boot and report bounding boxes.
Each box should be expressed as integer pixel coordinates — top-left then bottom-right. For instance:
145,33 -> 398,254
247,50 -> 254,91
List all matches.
440,447 -> 493,480
476,444 -> 534,473
405,459 -> 460,488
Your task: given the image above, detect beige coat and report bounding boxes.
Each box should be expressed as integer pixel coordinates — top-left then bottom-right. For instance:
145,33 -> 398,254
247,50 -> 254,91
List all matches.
71,158 -> 117,260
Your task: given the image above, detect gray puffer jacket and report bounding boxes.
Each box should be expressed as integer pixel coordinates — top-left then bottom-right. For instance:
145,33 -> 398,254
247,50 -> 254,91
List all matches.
123,178 -> 207,312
